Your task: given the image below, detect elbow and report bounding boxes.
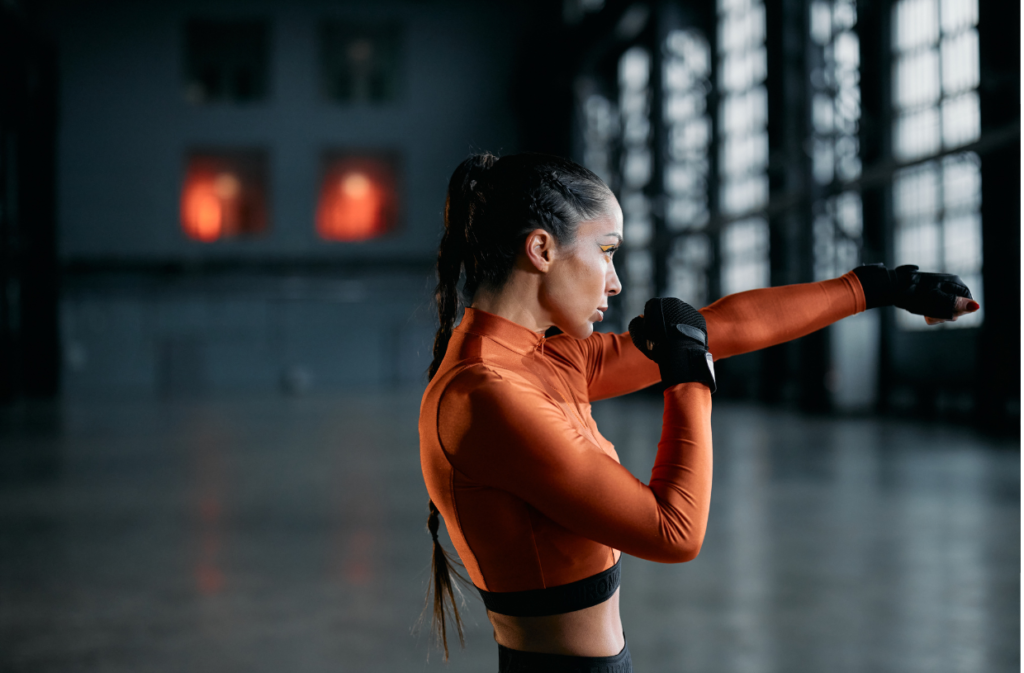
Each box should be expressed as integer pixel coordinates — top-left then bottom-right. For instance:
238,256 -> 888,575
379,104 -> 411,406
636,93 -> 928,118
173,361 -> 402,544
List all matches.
650,534 -> 704,564
667,539 -> 703,564
651,504 -> 707,563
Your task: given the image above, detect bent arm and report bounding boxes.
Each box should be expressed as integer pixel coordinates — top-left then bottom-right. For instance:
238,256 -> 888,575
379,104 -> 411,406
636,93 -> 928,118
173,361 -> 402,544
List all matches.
439,370 -> 712,564
700,271 -> 866,360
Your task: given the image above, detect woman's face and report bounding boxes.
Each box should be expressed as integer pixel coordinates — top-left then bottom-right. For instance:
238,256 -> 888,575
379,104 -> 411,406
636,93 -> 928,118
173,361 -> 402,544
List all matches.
541,196 -> 624,340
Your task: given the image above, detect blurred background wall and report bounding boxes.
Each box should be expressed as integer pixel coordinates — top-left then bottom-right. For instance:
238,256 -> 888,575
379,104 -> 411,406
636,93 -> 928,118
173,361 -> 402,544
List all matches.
0,0 -> 1019,433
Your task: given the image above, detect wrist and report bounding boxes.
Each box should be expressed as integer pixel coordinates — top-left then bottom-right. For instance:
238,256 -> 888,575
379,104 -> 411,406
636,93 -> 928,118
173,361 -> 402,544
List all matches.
851,264 -> 895,309
658,346 -> 717,393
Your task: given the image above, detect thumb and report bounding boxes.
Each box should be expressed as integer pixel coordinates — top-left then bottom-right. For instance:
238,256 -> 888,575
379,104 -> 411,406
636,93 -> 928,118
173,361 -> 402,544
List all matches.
957,296 -> 981,313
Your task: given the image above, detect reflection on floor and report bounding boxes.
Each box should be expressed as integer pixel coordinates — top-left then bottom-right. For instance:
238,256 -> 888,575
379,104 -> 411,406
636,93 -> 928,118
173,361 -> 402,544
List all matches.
0,392 -> 1018,673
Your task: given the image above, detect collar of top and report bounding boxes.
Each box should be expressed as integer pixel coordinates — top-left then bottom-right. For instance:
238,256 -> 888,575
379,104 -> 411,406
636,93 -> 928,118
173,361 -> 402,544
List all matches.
457,307 -> 547,355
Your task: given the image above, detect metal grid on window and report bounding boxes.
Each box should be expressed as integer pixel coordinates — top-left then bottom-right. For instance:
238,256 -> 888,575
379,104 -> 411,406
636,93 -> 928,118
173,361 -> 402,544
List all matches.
618,47 -> 655,320
717,0 -> 770,297
891,0 -> 983,329
809,0 -> 863,281
663,29 -> 712,308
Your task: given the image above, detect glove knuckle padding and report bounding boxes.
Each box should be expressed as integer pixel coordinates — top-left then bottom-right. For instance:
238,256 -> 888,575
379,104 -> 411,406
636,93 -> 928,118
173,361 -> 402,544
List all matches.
644,298 -> 707,344
630,298 -> 715,392
895,267 -> 972,319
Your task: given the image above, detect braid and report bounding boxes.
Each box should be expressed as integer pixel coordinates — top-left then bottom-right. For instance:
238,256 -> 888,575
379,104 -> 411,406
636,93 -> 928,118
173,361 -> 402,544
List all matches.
428,227 -> 465,381
425,499 -> 469,661
422,153 -> 495,661
427,153 -> 496,381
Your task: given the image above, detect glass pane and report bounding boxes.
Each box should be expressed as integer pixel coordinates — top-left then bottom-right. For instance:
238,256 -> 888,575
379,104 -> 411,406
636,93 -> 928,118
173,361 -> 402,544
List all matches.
894,163 -> 939,219
319,21 -> 403,104
720,175 -> 769,215
619,48 -> 651,89
941,0 -> 978,34
894,107 -> 941,160
943,212 -> 982,272
895,220 -> 941,268
942,152 -> 982,211
317,153 -> 400,241
942,91 -> 981,148
181,150 -> 268,241
894,48 -> 940,109
893,0 -> 939,52
184,20 -> 269,104
941,29 -> 979,95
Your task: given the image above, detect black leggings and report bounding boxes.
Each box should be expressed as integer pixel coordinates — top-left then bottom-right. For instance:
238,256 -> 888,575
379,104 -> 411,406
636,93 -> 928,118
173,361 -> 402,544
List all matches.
498,641 -> 632,673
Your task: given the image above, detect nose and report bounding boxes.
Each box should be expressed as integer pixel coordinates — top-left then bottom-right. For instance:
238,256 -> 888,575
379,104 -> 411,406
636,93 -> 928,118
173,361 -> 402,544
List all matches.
607,263 -> 622,296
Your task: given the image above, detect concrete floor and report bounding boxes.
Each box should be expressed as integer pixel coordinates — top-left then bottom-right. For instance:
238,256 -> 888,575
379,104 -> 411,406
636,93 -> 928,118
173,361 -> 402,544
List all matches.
0,391 -> 1018,673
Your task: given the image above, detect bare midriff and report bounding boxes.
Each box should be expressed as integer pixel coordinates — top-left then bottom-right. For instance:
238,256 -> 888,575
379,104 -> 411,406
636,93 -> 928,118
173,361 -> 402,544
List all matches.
487,589 -> 624,657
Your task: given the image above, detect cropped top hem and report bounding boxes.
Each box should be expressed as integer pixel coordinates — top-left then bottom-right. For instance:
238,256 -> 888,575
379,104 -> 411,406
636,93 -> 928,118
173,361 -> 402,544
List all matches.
478,558 -> 621,617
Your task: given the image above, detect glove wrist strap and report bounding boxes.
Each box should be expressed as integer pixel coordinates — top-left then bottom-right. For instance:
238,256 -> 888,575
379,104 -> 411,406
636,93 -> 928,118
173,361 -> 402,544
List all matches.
658,347 -> 717,394
852,264 -> 895,309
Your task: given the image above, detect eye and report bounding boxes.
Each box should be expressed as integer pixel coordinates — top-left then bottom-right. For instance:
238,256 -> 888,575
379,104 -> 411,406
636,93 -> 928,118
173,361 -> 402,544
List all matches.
600,244 -> 619,257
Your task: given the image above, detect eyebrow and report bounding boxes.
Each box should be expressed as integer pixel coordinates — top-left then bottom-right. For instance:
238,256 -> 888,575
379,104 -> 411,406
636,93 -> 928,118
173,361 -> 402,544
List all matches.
603,233 -> 623,243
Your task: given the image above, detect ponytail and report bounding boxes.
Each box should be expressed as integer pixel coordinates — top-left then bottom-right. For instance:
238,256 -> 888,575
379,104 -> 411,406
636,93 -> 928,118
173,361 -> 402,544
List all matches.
423,153 -> 495,659
427,152 -> 496,380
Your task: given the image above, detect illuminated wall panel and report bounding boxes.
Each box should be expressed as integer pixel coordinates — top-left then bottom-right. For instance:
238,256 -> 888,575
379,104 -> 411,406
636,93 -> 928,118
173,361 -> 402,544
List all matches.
317,153 -> 399,242
180,150 -> 268,242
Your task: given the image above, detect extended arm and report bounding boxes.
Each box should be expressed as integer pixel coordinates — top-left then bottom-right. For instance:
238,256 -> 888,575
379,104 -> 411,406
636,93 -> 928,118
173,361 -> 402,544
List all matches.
700,271 -> 865,360
438,368 -> 712,564
546,272 -> 865,399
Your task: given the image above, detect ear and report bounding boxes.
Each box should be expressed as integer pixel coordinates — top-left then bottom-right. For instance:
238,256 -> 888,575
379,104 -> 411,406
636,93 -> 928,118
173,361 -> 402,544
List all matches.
523,228 -> 557,272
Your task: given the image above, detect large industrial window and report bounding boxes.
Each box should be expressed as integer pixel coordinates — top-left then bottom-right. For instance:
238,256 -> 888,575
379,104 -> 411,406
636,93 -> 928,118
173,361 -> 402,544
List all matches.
183,20 -> 269,104
618,46 -> 655,320
180,150 -> 269,242
891,0 -> 983,329
810,0 -> 863,281
320,22 -> 402,104
717,0 -> 770,297
663,29 -> 712,308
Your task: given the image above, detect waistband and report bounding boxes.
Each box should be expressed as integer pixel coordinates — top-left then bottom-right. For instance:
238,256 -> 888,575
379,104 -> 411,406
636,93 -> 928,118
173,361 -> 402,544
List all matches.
478,558 -> 621,617
498,640 -> 631,673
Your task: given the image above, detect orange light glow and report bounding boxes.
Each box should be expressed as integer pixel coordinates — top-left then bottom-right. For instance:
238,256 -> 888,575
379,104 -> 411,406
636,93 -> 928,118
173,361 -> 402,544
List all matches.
317,156 -> 397,242
317,170 -> 388,241
182,176 -> 224,241
181,152 -> 267,242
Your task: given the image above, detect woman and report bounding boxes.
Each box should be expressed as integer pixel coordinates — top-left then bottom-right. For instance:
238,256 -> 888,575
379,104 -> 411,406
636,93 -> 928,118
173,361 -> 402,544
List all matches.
419,152 -> 978,672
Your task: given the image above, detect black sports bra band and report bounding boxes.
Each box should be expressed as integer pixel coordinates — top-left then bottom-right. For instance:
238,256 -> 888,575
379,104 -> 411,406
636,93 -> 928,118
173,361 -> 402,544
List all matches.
477,559 -> 621,617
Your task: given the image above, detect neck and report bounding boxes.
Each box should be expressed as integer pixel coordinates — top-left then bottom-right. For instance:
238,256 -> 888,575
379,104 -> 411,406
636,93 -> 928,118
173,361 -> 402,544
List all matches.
469,275 -> 550,335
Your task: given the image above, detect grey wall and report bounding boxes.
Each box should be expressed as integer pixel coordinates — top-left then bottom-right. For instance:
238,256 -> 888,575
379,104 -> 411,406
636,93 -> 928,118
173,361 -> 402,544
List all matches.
56,0 -> 520,261
61,273 -> 438,395
53,0 -> 523,396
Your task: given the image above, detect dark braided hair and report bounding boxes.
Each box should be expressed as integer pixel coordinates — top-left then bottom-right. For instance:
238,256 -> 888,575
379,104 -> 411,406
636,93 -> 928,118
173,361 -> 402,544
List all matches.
423,152 -> 612,659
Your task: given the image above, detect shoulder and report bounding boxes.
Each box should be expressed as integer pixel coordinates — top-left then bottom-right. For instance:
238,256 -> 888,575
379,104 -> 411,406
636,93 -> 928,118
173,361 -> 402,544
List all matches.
440,363 -> 539,413
542,333 -> 588,370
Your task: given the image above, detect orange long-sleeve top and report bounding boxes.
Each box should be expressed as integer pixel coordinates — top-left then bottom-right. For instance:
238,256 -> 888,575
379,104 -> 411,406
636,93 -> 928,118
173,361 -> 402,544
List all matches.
419,272 -> 866,593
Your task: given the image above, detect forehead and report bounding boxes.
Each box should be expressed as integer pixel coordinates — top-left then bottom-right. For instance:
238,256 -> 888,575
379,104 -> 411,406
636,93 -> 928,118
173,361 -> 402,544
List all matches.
576,198 -> 623,238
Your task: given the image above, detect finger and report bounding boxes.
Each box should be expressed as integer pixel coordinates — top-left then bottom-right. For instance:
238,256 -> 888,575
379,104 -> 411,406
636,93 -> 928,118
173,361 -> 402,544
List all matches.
628,315 -> 653,356
924,316 -> 947,325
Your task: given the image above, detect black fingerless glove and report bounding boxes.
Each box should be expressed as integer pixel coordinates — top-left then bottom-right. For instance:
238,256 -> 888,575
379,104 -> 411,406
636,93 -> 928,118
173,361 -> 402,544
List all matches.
629,297 -> 716,393
852,264 -> 974,319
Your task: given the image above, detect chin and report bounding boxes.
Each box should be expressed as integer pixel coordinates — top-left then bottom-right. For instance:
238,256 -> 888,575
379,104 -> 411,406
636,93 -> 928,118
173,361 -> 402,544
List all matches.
562,322 -> 594,340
